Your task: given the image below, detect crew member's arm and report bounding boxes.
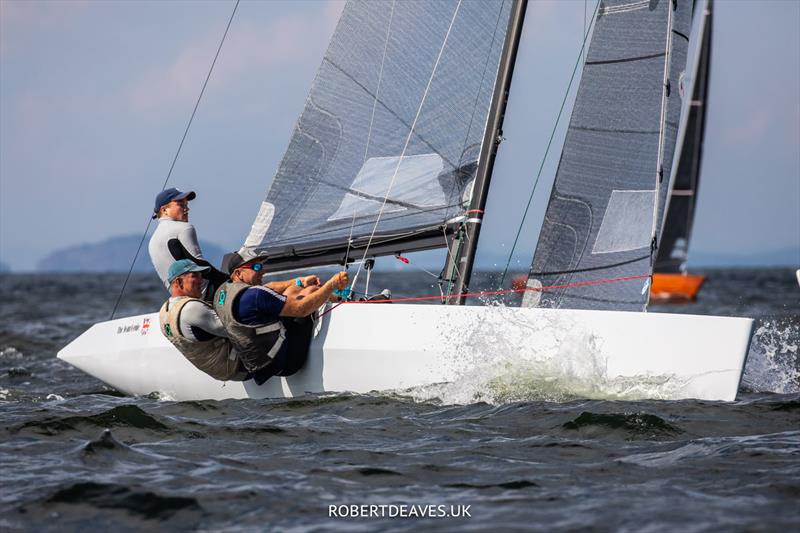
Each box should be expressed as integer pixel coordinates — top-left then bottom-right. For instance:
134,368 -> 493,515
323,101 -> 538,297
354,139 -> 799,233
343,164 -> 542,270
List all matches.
179,301 -> 229,340
168,226 -> 228,286
266,275 -> 321,293
177,225 -> 204,259
279,272 -> 348,318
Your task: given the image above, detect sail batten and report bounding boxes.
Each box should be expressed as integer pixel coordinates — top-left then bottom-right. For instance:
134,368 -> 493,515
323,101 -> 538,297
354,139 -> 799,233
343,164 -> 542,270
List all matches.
526,0 -> 692,311
585,51 -> 666,65
245,0 -> 514,266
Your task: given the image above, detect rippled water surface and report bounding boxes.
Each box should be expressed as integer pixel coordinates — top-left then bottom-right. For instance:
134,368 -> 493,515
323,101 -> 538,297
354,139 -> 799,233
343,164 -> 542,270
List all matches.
1,269 -> 798,531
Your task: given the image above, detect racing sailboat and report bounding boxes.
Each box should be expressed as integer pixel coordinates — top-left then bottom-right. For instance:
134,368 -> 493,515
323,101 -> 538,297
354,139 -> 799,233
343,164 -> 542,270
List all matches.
59,0 -> 753,402
651,0 -> 714,303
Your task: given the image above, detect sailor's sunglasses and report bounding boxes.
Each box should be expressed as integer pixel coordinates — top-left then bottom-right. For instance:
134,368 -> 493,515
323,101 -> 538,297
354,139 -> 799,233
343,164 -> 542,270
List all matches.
243,262 -> 264,272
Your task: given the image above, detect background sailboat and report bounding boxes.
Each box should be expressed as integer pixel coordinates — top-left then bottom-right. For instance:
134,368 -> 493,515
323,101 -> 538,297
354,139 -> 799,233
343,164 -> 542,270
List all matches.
651,0 -> 714,303
58,0 -> 753,402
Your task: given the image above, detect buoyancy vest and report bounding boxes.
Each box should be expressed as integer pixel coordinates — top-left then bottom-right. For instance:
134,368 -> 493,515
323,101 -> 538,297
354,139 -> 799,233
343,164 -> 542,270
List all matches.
213,282 -> 286,373
158,297 -> 244,381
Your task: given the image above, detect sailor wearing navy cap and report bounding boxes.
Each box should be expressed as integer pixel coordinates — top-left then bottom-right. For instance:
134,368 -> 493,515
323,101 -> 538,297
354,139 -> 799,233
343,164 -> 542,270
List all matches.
147,187 -> 227,300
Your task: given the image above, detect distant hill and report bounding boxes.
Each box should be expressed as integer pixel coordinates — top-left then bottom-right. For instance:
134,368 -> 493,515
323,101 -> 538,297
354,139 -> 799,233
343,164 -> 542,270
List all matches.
36,234 -> 228,273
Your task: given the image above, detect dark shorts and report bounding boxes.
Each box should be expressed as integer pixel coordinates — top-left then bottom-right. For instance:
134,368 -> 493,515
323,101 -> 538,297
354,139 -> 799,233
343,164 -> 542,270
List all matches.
252,317 -> 314,385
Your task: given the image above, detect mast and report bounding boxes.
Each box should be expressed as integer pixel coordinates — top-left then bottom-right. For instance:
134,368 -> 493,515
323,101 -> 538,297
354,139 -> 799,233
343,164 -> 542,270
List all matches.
447,0 -> 528,304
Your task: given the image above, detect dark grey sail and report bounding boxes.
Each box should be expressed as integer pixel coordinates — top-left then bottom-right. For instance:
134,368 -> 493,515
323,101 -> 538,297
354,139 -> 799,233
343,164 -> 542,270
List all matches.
243,0 -> 514,272
656,0 -> 712,273
524,0 -> 692,311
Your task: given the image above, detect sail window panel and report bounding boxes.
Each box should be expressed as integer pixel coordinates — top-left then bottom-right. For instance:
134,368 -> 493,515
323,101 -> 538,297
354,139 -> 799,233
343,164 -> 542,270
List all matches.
328,194 -> 406,222
327,154 -> 445,222
245,0 -> 513,256
592,190 -> 656,254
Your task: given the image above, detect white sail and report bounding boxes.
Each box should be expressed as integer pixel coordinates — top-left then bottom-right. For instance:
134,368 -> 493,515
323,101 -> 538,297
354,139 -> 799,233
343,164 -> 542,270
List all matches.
527,0 -> 692,311
244,0 -> 514,272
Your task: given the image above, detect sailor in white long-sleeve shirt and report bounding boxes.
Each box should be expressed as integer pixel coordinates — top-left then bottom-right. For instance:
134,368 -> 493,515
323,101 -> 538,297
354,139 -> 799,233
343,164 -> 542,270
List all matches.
148,187 -> 226,298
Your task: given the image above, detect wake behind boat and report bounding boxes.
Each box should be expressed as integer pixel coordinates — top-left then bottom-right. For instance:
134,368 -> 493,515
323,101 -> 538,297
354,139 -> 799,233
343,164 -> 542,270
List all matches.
59,0 -> 755,402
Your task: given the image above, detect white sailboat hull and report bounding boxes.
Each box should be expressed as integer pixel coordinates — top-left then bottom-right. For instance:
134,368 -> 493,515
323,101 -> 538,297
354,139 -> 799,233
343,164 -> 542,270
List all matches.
58,305 -> 753,402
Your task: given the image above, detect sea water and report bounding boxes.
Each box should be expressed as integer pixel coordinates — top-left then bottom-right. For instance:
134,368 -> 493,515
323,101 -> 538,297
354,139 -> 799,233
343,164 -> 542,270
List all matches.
0,269 -> 798,531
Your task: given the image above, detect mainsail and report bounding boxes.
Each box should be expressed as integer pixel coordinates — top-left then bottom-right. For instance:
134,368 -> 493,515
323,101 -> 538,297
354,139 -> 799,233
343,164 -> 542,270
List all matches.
656,0 -> 713,273
525,0 -> 692,311
243,0 -> 514,272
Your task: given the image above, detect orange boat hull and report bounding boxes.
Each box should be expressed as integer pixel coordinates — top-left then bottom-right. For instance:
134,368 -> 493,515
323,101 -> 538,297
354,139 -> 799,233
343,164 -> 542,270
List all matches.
650,273 -> 706,303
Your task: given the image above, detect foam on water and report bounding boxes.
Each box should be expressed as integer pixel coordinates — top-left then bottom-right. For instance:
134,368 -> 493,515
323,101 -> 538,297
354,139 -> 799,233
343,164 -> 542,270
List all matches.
743,319 -> 800,394
410,304 -> 693,405
409,363 -> 693,405
0,346 -> 23,360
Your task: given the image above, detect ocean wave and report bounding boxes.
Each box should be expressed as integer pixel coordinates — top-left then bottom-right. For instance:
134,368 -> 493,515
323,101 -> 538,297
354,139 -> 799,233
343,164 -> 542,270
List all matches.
743,318 -> 800,394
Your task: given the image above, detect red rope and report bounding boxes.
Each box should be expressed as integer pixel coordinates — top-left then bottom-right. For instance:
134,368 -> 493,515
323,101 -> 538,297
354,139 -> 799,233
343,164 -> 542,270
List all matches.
318,274 -> 650,316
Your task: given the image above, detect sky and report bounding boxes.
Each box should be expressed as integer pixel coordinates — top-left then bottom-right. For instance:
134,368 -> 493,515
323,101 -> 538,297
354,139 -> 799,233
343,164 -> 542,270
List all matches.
1,0 -> 798,272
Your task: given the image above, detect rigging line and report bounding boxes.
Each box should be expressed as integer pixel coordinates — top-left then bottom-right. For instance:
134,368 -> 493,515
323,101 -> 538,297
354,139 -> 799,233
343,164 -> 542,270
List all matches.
343,210 -> 359,300
109,0 -> 241,321
583,0 -> 587,65
343,209 -> 356,266
265,226 -> 450,263
351,0 -> 463,284
324,58 -> 458,171
364,0 -> 395,163
322,273 -> 650,309
397,253 -> 440,279
498,0 -> 600,289
258,205 -> 457,249
450,0 -> 507,202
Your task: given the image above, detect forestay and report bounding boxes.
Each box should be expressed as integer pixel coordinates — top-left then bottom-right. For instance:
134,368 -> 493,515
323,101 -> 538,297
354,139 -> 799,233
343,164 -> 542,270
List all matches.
244,0 -> 513,271
656,0 -> 713,273
526,0 -> 692,311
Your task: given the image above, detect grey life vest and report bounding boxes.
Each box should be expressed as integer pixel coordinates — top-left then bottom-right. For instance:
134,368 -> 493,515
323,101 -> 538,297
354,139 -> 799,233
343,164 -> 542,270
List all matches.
158,297 -> 244,381
213,282 -> 286,373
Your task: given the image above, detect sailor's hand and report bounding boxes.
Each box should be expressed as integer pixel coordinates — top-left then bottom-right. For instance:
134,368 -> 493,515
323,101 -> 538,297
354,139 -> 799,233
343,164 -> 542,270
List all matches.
329,271 -> 349,290
301,275 -> 320,287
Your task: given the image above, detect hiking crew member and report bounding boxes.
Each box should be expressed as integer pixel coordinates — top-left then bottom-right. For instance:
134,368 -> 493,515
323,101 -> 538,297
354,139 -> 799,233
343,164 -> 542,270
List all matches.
159,259 -> 247,382
214,250 -> 349,385
148,187 -> 226,299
